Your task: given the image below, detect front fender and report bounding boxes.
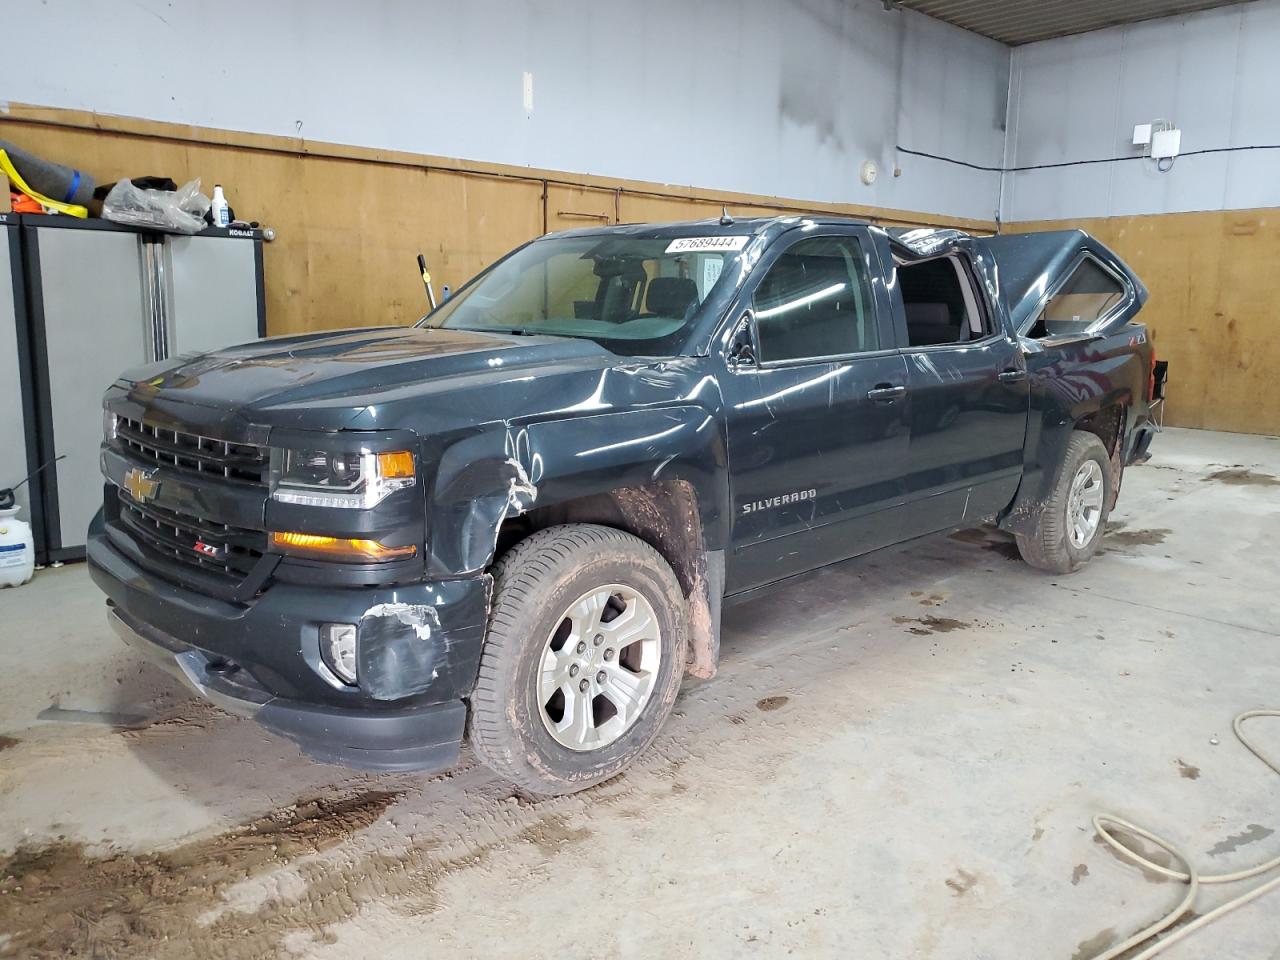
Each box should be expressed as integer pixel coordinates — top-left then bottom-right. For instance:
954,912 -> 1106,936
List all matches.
426,405 -> 728,577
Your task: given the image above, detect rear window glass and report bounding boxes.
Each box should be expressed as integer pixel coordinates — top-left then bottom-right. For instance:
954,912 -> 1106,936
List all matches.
1032,259 -> 1126,338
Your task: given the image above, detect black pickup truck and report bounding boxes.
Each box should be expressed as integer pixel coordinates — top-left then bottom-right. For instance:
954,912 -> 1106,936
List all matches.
89,216 -> 1162,795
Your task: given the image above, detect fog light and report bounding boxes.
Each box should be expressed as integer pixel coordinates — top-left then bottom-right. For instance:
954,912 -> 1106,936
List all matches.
320,623 -> 358,686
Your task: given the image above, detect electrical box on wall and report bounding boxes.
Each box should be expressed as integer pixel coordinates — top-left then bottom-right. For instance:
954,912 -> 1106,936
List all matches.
1151,128 -> 1182,160
1133,119 -> 1181,161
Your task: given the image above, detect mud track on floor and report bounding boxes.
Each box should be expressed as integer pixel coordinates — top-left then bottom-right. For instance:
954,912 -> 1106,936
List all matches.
0,790 -> 402,959
0,768 -> 635,960
1202,468 -> 1279,487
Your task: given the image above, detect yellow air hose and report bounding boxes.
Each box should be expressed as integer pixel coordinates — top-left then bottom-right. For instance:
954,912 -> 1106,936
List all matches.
1091,709 -> 1280,959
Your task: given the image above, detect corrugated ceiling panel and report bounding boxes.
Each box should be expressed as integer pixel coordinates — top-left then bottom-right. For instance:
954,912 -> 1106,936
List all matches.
896,0 -> 1254,45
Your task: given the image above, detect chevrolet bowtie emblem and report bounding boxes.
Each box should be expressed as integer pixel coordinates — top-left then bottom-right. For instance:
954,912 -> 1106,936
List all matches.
123,467 -> 160,503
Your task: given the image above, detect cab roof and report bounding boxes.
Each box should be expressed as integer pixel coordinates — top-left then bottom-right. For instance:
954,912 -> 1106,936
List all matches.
545,215 -> 884,244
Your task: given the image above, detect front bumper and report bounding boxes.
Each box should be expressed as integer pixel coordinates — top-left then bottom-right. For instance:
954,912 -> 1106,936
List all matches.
88,530 -> 491,772
108,606 -> 465,771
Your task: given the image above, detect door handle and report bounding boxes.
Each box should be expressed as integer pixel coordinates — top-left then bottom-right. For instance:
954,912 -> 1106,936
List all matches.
866,384 -> 907,402
997,369 -> 1027,383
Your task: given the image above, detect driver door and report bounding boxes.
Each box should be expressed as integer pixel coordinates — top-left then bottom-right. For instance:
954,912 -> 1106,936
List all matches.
718,228 -> 911,594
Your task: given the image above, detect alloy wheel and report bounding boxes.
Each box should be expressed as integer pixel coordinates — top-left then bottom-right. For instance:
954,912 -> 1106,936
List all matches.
537,585 -> 661,751
1067,459 -> 1105,548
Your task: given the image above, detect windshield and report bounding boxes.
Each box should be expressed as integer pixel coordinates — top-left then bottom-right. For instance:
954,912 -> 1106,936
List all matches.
420,233 -> 743,355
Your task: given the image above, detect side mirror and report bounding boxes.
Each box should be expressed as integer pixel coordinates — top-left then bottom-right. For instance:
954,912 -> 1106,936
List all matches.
727,312 -> 758,369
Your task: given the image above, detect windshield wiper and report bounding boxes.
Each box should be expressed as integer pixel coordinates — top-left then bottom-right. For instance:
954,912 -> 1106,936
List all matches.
463,327 -> 557,338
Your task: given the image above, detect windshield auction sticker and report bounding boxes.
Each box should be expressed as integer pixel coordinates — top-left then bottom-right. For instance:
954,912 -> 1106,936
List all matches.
665,236 -> 750,253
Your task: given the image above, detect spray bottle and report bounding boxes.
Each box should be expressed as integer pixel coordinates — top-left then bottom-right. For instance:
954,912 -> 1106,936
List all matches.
210,184 -> 230,228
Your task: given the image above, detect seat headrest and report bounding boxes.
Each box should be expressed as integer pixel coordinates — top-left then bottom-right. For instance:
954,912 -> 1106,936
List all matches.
646,277 -> 699,318
905,302 -> 950,327
593,258 -> 648,282
905,301 -> 958,345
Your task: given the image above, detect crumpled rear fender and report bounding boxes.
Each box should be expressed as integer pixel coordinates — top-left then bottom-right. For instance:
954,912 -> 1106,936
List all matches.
425,405 -> 728,578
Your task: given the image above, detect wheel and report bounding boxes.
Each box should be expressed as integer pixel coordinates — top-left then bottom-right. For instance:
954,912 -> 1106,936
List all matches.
1015,431 -> 1113,574
468,523 -> 688,796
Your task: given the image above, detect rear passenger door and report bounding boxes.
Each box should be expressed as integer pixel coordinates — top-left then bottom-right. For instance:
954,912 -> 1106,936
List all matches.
890,253 -> 1030,537
719,228 -> 910,594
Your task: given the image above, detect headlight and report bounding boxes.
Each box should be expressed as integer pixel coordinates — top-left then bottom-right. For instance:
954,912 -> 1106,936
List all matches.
103,409 -> 118,442
270,448 -> 415,509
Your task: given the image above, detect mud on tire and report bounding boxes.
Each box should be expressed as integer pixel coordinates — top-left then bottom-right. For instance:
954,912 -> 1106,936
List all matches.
1015,431 -> 1114,574
467,524 -> 688,797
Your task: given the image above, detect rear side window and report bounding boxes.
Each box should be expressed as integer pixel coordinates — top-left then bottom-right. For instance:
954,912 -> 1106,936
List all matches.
752,235 -> 877,363
1032,258 -> 1127,338
898,255 -> 991,347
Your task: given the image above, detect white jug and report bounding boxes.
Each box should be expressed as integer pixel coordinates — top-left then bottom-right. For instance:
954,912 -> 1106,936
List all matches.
0,504 -> 35,587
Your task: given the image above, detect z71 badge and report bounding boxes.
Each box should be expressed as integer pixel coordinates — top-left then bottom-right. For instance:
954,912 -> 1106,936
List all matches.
741,488 -> 817,515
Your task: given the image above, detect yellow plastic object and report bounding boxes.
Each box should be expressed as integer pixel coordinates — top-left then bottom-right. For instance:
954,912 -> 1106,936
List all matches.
270,531 -> 417,562
0,149 -> 89,218
377,450 -> 415,479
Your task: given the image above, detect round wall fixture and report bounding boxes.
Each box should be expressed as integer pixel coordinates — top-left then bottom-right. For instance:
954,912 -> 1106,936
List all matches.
860,160 -> 879,186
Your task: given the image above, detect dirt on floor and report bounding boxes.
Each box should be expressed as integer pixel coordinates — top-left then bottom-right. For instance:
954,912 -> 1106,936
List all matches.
0,791 -> 403,959
1202,467 -> 1280,487
0,778 -> 613,960
892,614 -> 972,635
1104,521 -> 1172,547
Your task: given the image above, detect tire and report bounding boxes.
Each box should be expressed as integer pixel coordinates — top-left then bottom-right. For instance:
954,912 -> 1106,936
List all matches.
1015,431 -> 1113,574
468,523 -> 688,796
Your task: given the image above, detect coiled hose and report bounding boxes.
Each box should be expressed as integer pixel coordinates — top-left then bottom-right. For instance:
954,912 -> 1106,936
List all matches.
1091,709 -> 1280,960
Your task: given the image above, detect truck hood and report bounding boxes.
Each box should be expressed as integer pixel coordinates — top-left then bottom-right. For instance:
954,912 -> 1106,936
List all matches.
123,326 -> 619,417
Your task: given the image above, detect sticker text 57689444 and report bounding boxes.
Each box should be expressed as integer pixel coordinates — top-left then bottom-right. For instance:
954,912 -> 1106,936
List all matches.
665,236 -> 750,254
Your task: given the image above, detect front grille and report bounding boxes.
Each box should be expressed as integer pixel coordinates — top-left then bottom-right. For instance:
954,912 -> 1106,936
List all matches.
118,492 -> 266,582
115,416 -> 268,484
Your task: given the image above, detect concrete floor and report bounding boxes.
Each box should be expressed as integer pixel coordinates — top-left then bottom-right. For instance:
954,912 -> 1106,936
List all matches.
1,426 -> 1278,960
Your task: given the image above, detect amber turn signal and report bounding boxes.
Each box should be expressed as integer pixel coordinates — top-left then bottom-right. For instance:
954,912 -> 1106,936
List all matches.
377,451 -> 415,478
270,531 -> 417,562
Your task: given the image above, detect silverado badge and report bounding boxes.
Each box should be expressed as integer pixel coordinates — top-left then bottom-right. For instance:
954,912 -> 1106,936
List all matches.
741,488 -> 817,515
123,467 -> 160,504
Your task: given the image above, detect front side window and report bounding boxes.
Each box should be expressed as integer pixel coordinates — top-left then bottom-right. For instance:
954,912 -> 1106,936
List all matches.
1031,258 -> 1127,338
751,235 -> 877,363
423,234 -> 738,356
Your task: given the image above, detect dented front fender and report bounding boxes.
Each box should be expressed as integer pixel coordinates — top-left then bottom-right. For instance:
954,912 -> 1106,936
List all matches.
425,405 -> 729,578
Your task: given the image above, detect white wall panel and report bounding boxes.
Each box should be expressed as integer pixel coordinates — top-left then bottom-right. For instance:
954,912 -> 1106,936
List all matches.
0,0 -> 1008,221
1004,0 -> 1280,221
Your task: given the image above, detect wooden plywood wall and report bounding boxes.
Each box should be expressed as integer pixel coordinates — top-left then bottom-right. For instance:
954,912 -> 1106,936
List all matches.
1009,210 -> 1279,436
0,103 -> 991,339
1,114 -> 545,333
